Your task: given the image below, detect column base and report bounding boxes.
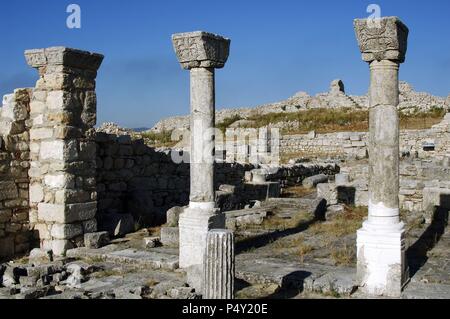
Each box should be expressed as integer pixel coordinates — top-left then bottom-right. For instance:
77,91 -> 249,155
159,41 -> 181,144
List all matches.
179,206 -> 225,268
356,221 -> 409,297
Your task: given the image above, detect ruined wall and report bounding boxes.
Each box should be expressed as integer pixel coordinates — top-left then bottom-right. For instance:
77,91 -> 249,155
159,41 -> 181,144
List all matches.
324,159 -> 450,216
96,132 -> 255,228
25,47 -> 103,256
0,89 -> 32,258
280,116 -> 450,160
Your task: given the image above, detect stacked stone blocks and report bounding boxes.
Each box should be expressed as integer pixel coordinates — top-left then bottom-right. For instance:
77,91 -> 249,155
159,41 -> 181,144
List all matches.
25,47 -> 103,256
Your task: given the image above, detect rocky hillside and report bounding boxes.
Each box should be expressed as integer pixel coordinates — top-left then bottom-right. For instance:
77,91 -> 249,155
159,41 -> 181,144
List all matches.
150,80 -> 449,133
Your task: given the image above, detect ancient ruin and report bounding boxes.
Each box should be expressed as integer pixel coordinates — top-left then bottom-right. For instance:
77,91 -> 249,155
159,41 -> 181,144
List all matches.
354,16 -> 408,296
0,16 -> 449,300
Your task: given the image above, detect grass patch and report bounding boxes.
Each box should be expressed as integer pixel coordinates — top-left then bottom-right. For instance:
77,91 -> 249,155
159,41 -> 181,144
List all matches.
216,107 -> 446,135
282,185 -> 317,198
330,244 -> 356,266
140,130 -> 177,148
261,211 -> 312,231
309,206 -> 367,238
217,115 -> 243,133
298,242 -> 315,262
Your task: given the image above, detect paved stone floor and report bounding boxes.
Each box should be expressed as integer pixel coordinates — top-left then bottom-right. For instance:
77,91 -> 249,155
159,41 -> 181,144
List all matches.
1,192 -> 448,299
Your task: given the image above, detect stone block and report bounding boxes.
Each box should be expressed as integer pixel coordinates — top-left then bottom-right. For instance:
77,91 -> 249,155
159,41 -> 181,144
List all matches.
51,223 -> 83,239
51,239 -> 74,256
30,128 -> 53,140
38,202 -> 97,224
29,248 -> 53,263
84,231 -> 110,249
160,227 -> 179,247
39,140 -> 65,161
44,174 -> 74,189
143,236 -> 160,248
166,206 -> 184,227
0,181 -> 19,201
29,184 -> 44,203
317,183 -> 338,206
25,47 -> 104,72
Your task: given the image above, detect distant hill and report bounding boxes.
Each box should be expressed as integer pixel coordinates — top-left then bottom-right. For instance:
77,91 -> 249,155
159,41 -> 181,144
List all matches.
150,80 -> 449,133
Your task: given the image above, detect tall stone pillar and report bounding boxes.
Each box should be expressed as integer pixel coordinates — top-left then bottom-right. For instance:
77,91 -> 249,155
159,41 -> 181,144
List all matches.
172,32 -> 230,285
25,47 -> 103,256
204,229 -> 235,299
354,17 -> 409,297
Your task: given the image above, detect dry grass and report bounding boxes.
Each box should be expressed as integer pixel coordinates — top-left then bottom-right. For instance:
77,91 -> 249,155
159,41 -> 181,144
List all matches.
330,244 -> 356,266
140,130 -> 178,148
261,211 -> 312,231
148,226 -> 162,236
309,206 -> 367,238
270,234 -> 314,262
219,107 -> 446,135
282,185 -> 316,198
298,243 -> 315,262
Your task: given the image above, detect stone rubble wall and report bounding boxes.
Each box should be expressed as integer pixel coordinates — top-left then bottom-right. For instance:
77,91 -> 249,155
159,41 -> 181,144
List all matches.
24,47 -> 104,257
0,89 -> 32,258
96,132 -> 256,227
280,117 -> 450,160
326,159 -> 450,216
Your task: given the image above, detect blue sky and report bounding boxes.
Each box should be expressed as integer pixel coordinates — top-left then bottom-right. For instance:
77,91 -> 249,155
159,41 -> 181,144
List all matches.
0,0 -> 449,128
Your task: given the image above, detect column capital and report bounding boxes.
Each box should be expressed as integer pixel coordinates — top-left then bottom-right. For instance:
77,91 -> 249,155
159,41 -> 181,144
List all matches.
354,16 -> 408,63
172,31 -> 230,70
25,47 -> 104,72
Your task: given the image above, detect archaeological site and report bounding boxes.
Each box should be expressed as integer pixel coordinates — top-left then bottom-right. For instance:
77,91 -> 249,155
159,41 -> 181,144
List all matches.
0,9 -> 449,301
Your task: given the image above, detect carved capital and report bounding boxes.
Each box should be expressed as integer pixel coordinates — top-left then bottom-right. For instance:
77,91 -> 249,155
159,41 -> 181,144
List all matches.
172,31 -> 230,70
25,47 -> 104,71
354,17 -> 408,63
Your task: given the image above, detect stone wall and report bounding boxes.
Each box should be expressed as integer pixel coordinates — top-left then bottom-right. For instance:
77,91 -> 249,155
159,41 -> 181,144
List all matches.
280,116 -> 450,160
96,132 -> 256,228
0,89 -> 32,258
320,159 -> 450,218
25,47 -> 103,256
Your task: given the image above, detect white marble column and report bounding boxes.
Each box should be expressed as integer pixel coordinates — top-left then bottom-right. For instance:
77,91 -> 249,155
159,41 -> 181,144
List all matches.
190,67 -> 216,206
354,17 -> 409,297
204,229 -> 235,299
172,32 -> 230,291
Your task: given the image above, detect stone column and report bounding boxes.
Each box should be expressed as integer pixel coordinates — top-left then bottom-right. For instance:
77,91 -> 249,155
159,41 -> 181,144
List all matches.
354,17 -> 409,297
172,32 -> 230,284
203,229 -> 235,299
25,47 -> 103,256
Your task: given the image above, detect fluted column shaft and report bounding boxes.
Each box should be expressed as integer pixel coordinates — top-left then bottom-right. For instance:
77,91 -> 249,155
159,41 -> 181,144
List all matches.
203,229 -> 235,299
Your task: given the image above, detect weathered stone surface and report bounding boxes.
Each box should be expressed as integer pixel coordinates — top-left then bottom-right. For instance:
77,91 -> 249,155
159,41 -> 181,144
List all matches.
355,16 -> 409,298
67,247 -> 179,271
172,31 -> 230,69
302,174 -> 329,189
143,237 -> 160,248
354,16 -> 409,63
25,47 -> 104,71
160,227 -> 179,247
37,202 -> 97,224
29,248 -> 53,263
203,229 -> 235,299
84,232 -> 110,249
166,206 -> 184,227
